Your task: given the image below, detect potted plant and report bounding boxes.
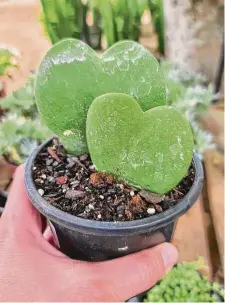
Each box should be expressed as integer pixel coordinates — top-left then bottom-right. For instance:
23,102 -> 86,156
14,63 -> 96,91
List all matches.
129,259 -> 225,302
25,38 -> 203,261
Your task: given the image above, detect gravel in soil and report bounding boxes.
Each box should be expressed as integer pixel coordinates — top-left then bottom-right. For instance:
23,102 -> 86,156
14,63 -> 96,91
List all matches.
32,138 -> 195,222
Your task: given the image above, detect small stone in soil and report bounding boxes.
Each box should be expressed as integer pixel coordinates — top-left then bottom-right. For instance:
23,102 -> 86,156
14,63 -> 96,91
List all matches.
119,184 -> 124,190
46,158 -> 53,166
147,208 -> 156,215
89,165 -> 96,171
139,190 -> 164,204
130,191 -> 135,197
90,172 -> 114,185
47,176 -> 55,182
128,195 -> 146,214
47,146 -> 61,162
38,188 -> 44,196
36,179 -> 44,184
56,176 -> 68,185
65,190 -> 85,199
155,204 -> 163,212
79,154 -> 88,161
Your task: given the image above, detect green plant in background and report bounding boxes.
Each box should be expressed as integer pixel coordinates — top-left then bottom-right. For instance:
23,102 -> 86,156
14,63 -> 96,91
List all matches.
40,0 -> 149,49
0,75 -> 51,164
145,259 -> 224,302
0,46 -> 19,77
162,61 -> 215,158
91,0 -> 148,47
40,0 -> 86,44
148,0 -> 164,54
0,75 -> 36,117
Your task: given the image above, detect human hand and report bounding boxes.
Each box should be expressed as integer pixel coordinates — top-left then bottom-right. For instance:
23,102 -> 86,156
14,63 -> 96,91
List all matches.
0,165 -> 178,302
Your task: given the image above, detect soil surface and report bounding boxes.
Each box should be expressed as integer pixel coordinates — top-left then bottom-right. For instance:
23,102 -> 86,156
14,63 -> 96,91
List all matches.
33,138 -> 195,222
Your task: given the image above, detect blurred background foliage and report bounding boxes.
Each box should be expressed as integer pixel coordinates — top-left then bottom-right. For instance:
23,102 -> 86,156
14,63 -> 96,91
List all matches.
0,74 -> 51,164
0,46 -> 19,77
40,0 -> 164,51
145,259 -> 224,302
162,61 -> 215,157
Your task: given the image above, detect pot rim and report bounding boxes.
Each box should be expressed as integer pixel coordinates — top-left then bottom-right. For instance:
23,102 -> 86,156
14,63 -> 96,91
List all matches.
25,138 -> 204,235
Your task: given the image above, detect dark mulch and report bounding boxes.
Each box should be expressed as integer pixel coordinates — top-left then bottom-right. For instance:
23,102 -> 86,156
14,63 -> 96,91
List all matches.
32,138 -> 195,222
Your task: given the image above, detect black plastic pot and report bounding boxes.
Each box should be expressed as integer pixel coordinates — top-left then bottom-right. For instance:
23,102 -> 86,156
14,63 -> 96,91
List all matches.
25,139 -> 204,262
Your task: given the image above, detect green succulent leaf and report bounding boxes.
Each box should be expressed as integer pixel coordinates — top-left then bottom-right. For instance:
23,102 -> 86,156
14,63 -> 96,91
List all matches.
35,38 -> 166,155
144,259 -> 224,302
86,93 -> 193,194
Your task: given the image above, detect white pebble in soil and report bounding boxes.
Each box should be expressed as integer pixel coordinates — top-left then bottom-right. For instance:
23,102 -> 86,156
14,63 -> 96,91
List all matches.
38,189 -> 44,196
33,166 -> 37,171
97,214 -> 102,219
119,184 -> 124,190
41,174 -> 47,179
89,165 -> 96,171
130,191 -> 135,197
99,195 -> 104,200
147,208 -> 156,215
88,204 -> 95,210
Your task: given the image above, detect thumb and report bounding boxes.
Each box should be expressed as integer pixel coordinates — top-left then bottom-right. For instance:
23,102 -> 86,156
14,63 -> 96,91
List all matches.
97,243 -> 178,301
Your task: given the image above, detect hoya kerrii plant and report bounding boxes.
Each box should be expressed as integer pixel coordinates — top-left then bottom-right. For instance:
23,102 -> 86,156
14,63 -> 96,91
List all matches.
25,38 -> 203,261
35,38 -> 193,195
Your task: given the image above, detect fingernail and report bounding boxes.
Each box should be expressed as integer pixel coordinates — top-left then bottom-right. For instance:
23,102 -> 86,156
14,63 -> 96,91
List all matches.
161,243 -> 178,271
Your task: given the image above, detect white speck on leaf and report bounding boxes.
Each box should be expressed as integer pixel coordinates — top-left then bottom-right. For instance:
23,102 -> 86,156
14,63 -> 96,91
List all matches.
63,130 -> 74,136
103,56 -> 115,63
154,172 -> 162,180
180,152 -> 184,161
170,144 -> 179,156
156,152 -> 163,163
140,76 -> 145,82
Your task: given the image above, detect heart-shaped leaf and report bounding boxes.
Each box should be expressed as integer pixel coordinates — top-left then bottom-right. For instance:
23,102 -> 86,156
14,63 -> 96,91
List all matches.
86,93 -> 194,194
35,39 -> 166,154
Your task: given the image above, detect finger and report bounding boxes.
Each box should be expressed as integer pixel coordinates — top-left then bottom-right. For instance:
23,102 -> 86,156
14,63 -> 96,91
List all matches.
2,165 -> 42,235
96,243 -> 178,301
43,226 -> 59,248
